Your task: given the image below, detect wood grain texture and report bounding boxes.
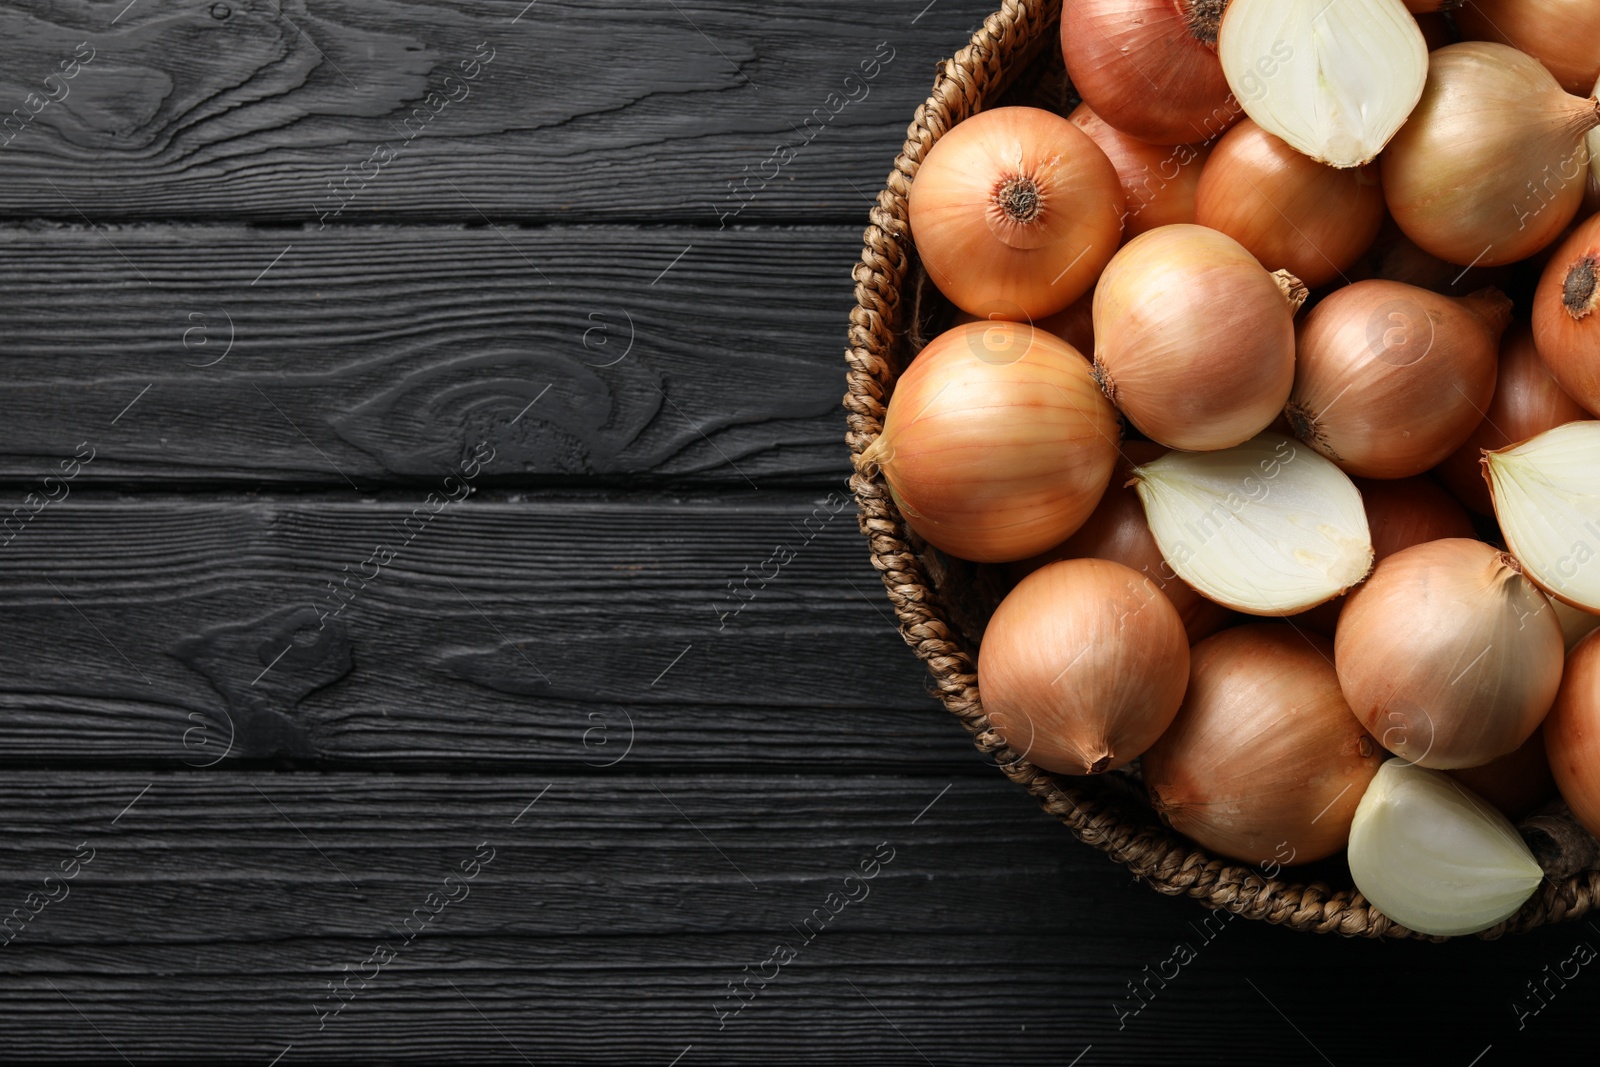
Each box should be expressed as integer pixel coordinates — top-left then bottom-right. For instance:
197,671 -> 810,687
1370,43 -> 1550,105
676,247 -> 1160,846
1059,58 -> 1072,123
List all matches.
0,0 -> 994,223
0,490 -> 966,768
0,224 -> 865,486
0,771 -> 1589,1065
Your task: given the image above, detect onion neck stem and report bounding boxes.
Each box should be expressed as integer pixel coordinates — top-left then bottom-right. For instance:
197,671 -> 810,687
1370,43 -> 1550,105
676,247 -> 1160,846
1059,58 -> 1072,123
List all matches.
1271,270 -> 1309,314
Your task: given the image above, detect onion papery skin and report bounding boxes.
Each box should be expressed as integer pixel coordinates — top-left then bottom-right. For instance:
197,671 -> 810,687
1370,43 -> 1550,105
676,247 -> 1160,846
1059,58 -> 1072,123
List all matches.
1457,0 -> 1600,97
1287,280 -> 1510,479
978,558 -> 1190,776
1546,630 -> 1600,837
1012,442 -> 1237,643
1532,211 -> 1600,414
1437,323 -> 1592,514
862,322 -> 1120,564
1069,104 -> 1210,239
1381,42 -> 1600,267
908,107 -> 1126,320
1093,224 -> 1302,451
1448,725 -> 1558,820
1297,476 -> 1477,634
1194,119 -> 1385,288
1335,538 -> 1564,769
1061,0 -> 1240,146
1142,625 -> 1383,864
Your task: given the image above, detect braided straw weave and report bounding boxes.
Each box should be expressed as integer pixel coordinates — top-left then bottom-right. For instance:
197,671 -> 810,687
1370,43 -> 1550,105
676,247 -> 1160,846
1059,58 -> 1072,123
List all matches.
843,0 -> 1600,938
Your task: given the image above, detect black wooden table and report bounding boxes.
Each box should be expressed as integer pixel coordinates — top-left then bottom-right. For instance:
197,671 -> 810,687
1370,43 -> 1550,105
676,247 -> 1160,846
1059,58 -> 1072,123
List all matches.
0,1 -> 1592,1062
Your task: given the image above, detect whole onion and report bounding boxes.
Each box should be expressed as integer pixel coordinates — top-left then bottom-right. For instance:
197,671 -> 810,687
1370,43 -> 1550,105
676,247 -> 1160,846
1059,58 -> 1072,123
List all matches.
1287,280 -> 1510,479
1094,224 -> 1304,452
861,321 -> 1120,563
1194,119 -> 1385,288
1381,42 -> 1600,267
978,558 -> 1189,776
1062,0 -> 1240,146
908,106 -> 1125,319
1143,624 -> 1384,864
1336,538 -> 1564,769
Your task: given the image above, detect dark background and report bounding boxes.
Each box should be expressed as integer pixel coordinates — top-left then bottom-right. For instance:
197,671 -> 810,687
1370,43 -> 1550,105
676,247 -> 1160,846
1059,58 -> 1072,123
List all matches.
0,0 -> 1592,1062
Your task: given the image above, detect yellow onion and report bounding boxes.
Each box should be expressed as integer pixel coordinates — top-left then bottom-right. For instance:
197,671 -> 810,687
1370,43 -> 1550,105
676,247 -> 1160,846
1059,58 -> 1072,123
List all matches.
1532,211 -> 1600,414
1546,630 -> 1600,837
1093,224 -> 1305,451
861,321 -> 1119,563
1297,476 -> 1476,635
908,106 -> 1125,319
1012,442 -> 1236,643
977,558 -> 1189,776
1335,538 -> 1564,769
1382,42 -> 1600,267
1457,0 -> 1600,96
1437,323 -> 1591,514
1485,421 -> 1600,613
1448,726 -> 1558,820
1348,759 -> 1544,936
1287,280 -> 1510,479
1194,119 -> 1386,287
1142,624 -> 1384,864
1068,104 -> 1210,238
1061,0 -> 1240,146
1219,0 -> 1427,168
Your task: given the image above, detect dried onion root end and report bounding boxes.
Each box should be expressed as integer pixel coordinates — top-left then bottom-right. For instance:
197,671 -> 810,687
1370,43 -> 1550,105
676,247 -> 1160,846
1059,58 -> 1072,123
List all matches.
1348,759 -> 1544,937
1564,254 -> 1599,321
1486,421 -> 1600,613
1131,433 -> 1373,615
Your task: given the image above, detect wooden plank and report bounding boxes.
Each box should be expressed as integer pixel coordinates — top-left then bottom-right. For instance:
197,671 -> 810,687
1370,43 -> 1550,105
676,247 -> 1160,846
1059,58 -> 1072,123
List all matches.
0,490 -> 964,768
0,0 -> 995,223
0,224 -> 863,486
0,770 -> 1587,1064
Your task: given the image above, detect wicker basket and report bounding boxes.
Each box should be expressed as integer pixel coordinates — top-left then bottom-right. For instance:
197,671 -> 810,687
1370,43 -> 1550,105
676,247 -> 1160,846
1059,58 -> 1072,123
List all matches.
843,0 -> 1600,938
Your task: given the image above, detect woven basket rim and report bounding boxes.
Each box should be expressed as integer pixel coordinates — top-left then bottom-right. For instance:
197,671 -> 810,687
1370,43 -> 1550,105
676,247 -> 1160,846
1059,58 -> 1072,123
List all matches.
841,0 -> 1599,940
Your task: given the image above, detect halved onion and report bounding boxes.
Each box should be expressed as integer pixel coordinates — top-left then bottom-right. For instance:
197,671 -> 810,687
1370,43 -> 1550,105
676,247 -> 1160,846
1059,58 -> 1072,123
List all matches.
1218,0 -> 1428,168
1130,432 -> 1373,615
1486,421 -> 1600,612
1348,759 -> 1545,936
